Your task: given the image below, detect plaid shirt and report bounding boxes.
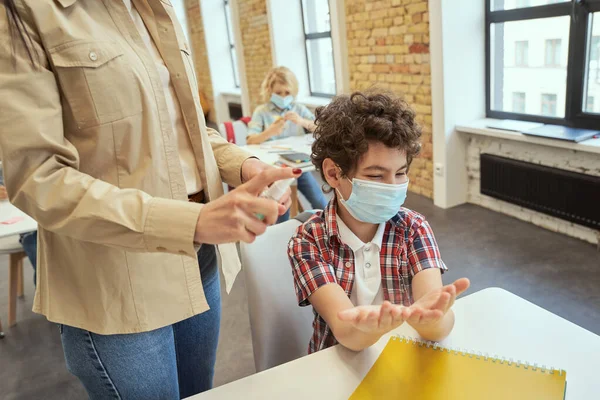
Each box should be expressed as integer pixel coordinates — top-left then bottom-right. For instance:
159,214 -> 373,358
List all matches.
287,200 -> 447,354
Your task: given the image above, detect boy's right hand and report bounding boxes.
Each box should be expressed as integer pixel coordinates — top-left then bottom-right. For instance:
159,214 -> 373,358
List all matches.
337,301 -> 415,335
0,185 -> 7,201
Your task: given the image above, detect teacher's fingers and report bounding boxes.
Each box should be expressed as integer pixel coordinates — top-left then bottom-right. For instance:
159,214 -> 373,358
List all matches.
240,167 -> 301,196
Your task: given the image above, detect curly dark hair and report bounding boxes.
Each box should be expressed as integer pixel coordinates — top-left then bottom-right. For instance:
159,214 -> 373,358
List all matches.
311,90 -> 422,187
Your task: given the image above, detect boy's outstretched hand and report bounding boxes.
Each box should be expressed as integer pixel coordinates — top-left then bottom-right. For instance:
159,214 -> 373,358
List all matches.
336,277 -> 470,341
406,278 -> 470,327
337,301 -> 411,335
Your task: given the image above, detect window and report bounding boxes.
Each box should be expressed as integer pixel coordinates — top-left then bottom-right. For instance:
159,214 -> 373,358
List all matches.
544,39 -> 561,67
512,92 -> 526,113
591,36 -> 600,62
300,0 -> 336,97
172,1 -> 190,42
514,41 -> 529,66
223,0 -> 240,88
586,96 -> 595,113
541,93 -> 557,116
486,0 -> 600,129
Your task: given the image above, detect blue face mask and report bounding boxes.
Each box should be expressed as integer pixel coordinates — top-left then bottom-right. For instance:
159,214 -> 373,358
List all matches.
271,93 -> 294,110
337,178 -> 408,224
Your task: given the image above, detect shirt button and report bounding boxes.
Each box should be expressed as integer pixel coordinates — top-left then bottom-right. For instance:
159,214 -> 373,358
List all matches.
365,245 -> 371,252
156,246 -> 167,251
365,262 -> 371,269
345,262 -> 351,268
89,51 -> 98,61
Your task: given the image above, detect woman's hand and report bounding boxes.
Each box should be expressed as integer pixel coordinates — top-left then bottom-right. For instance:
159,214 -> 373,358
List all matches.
194,167 -> 301,244
241,158 -> 293,215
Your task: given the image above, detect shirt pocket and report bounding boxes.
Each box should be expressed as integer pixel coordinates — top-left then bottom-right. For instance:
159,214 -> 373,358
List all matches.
49,41 -> 143,130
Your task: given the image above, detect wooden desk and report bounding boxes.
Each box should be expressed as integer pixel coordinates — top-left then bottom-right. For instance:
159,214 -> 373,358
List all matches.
190,288 -> 600,399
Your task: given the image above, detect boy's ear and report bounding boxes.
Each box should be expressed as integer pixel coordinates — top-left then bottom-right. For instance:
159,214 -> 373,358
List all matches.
322,158 -> 342,189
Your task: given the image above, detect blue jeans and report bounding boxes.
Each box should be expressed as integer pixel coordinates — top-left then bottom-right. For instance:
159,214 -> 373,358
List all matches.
60,245 -> 221,399
277,172 -> 327,223
19,231 -> 37,285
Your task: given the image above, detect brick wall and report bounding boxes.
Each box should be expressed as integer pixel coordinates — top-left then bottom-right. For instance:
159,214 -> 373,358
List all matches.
345,0 -> 433,198
238,0 -> 273,111
467,135 -> 600,245
185,0 -> 215,121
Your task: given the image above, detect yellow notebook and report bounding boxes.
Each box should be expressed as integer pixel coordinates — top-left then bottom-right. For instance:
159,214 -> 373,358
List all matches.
350,336 -> 566,400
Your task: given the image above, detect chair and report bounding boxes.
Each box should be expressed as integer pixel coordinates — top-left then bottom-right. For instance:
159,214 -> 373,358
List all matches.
240,211 -> 318,372
0,235 -> 26,335
218,119 -> 249,146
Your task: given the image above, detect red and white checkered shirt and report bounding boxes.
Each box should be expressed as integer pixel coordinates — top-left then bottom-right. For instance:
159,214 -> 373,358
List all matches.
287,200 -> 447,354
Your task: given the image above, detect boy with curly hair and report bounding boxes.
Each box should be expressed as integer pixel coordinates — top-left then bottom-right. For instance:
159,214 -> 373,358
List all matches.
288,91 -> 470,353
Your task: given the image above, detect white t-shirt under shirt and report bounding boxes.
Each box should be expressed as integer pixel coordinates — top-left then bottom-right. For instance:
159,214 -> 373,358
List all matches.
336,215 -> 385,306
124,0 -> 202,195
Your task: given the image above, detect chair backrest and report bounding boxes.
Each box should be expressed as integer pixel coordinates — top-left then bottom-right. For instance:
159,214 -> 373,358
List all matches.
218,119 -> 249,146
240,212 -> 317,372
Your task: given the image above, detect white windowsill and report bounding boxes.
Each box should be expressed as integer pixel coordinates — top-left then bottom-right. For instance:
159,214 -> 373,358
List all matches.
456,119 -> 600,155
297,95 -> 331,109
221,89 -> 242,98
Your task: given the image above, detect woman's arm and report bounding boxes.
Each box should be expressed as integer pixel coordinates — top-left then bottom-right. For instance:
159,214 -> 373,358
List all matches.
0,5 -> 202,257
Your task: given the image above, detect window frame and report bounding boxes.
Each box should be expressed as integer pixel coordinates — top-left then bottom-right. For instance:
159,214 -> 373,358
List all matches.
485,0 -> 600,129
299,0 -> 336,98
223,0 -> 240,89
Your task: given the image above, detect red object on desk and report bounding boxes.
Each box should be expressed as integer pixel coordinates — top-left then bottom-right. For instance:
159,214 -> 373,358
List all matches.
1,216 -> 24,225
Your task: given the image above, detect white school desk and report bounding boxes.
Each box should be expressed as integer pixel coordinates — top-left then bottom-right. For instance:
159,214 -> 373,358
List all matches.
190,288 -> 600,400
0,200 -> 37,239
241,136 -> 316,172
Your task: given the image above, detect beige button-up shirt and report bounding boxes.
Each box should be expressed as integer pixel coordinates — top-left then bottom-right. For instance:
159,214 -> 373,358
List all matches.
0,0 -> 252,334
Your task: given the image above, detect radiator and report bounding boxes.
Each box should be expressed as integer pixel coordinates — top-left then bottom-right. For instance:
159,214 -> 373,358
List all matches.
480,154 -> 600,230
228,102 -> 243,120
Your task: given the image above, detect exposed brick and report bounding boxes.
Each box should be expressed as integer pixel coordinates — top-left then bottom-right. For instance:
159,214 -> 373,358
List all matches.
409,43 -> 429,54
185,0 -> 215,121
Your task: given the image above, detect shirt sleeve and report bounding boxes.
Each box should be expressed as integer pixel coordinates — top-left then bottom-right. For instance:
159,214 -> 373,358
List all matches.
205,127 -> 253,187
299,105 -> 315,120
407,218 -> 448,276
0,5 -> 202,258
247,107 -> 265,135
288,225 -> 337,307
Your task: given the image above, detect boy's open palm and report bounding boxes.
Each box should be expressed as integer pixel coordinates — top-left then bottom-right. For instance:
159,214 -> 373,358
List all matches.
337,301 -> 412,335
406,278 -> 470,327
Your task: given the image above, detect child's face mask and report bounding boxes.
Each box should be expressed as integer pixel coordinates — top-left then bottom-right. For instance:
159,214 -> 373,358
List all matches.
336,178 -> 409,224
270,93 -> 294,110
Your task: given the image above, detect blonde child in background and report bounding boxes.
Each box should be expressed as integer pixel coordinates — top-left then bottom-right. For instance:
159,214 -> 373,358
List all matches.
247,67 -> 328,222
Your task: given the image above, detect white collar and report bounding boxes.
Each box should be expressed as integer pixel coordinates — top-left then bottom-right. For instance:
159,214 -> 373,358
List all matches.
336,212 -> 385,253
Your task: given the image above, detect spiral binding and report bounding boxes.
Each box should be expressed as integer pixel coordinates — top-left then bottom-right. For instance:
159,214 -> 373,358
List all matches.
391,335 -> 565,376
